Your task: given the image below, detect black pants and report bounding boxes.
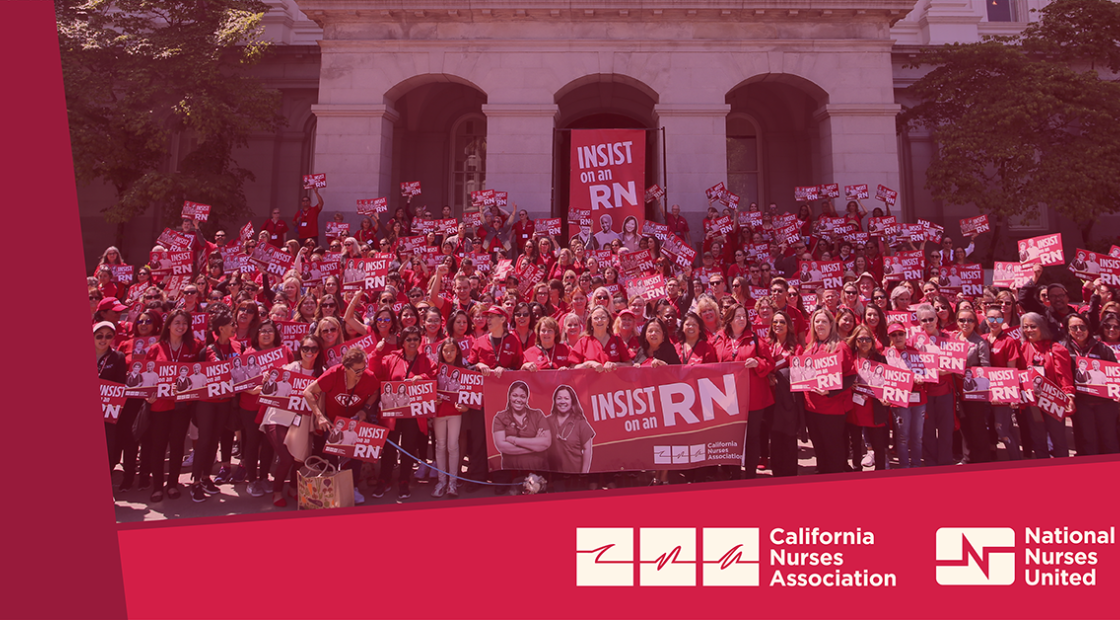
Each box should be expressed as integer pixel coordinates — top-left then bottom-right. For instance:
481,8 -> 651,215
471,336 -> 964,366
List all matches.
462,409 -> 489,482
1016,408 -> 1035,458
849,424 -> 888,470
147,403 -> 193,491
806,411 -> 847,474
769,431 -> 798,477
378,419 -> 422,486
1072,398 -> 1120,456
960,401 -> 993,464
193,399 -> 234,482
741,406 -> 772,480
110,399 -> 144,486
237,407 -> 265,481
1027,406 -> 1068,458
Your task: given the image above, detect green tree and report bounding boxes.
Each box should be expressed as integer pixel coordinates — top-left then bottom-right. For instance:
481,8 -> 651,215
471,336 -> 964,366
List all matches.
57,0 -> 284,249
899,0 -> 1120,250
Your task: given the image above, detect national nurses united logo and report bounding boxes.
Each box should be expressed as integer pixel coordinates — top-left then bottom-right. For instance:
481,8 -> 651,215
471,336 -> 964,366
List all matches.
576,528 -> 759,586
935,528 -> 1016,585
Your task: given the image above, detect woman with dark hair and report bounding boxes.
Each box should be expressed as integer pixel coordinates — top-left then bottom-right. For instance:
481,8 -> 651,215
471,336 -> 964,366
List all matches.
766,310 -> 802,477
796,203 -> 814,241
847,324 -> 889,470
836,307 -> 859,340
189,310 -> 243,502
1060,313 -> 1118,455
432,339 -> 470,498
548,385 -> 595,474
931,294 -> 958,333
635,317 -> 681,368
718,303 -> 775,479
798,309 -> 857,474
675,311 -> 719,366
357,216 -> 378,246
259,333 -> 323,507
491,380 -> 551,470
510,302 -> 536,351
237,319 -> 293,498
956,306 -> 993,464
232,300 -> 261,344
862,303 -> 889,349
95,321 -> 128,486
292,294 -> 319,324
1018,312 -> 1076,458
571,305 -> 632,371
144,309 -> 199,503
115,308 -> 163,490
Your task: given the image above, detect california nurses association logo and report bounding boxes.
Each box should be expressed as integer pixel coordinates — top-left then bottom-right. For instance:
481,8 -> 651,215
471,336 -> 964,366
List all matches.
576,528 -> 759,587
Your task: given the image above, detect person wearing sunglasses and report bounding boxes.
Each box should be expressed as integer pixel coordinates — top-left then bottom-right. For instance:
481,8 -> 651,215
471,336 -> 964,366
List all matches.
847,324 -> 889,471
257,335 -> 324,507
188,310 -> 243,502
955,307 -> 993,464
983,304 -> 1023,460
370,326 -> 435,500
1060,313 -> 1118,456
143,309 -> 200,503
909,304 -> 956,466
95,321 -> 129,489
1017,312 -> 1075,459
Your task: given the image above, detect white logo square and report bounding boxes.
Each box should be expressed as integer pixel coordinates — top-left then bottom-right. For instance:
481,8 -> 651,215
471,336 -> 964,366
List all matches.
653,446 -> 672,465
689,444 -> 707,463
671,445 -> 690,464
935,527 -> 1015,585
702,528 -> 760,586
640,528 -> 696,586
576,528 -> 634,586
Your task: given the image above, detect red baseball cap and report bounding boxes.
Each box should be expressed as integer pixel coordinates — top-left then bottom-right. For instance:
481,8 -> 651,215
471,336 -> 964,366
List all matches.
484,306 -> 508,320
97,297 -> 128,313
887,322 -> 906,335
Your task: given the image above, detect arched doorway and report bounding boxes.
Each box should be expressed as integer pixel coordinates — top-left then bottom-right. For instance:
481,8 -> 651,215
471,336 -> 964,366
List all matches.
725,76 -> 829,208
553,75 -> 660,235
387,78 -> 488,217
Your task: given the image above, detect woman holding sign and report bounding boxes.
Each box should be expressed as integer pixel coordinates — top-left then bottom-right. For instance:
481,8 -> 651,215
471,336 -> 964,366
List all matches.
799,309 -> 857,475
144,309 -> 199,503
847,325 -> 889,470
190,311 -> 243,503
718,304 -> 775,479
373,326 -> 436,501
433,340 -> 470,498
955,307 -> 993,464
260,334 -> 322,507
96,322 -> 128,485
1060,313 -> 1118,456
1017,313 -> 1076,458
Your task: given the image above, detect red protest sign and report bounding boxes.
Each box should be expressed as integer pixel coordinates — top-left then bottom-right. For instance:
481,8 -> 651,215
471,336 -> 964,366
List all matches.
302,173 -> 326,189
157,228 -> 193,250
959,215 -> 990,237
794,185 -> 820,202
109,264 -> 133,283
993,262 -> 1032,288
258,366 -> 317,413
534,218 -> 562,236
939,263 -> 983,297
483,363 -> 750,473
324,333 -> 379,369
790,351 -> 843,392
625,273 -> 668,301
516,263 -> 547,298
437,364 -> 485,409
818,183 -> 840,199
325,222 -> 350,239
400,181 -> 421,197
570,129 -> 646,243
323,419 -> 390,463
463,212 -> 483,228
412,219 -> 437,235
618,249 -> 655,276
494,191 -> 508,207
162,359 -> 233,402
738,211 -> 762,229
884,251 -> 924,282
795,260 -> 844,290
845,184 -> 870,200
868,216 -> 895,237
181,201 -> 211,222
276,321 -> 311,353
396,235 -> 427,255
99,380 -> 127,423
645,184 -> 665,203
854,358 -> 913,408
230,348 -> 288,394
641,220 -> 669,241
1018,233 -> 1064,266
915,335 -> 969,375
380,380 -> 438,418
239,221 -> 254,242
875,184 -> 898,206
1067,249 -> 1118,282
1073,356 -> 1120,400
433,218 -> 457,235
705,182 -> 726,201
357,198 -> 387,216
917,219 -> 944,243
962,367 -> 1021,404
1030,370 -> 1071,421
250,244 -> 294,278
341,256 -> 390,293
713,215 -> 734,235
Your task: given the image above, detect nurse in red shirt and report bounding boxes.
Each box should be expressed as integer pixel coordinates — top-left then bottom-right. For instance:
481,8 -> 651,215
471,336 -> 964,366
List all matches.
293,187 -> 323,245
1017,312 -> 1076,459
798,308 -> 857,475
522,317 -> 572,371
570,306 -> 633,371
717,304 -> 775,479
468,307 -> 524,375
370,326 -> 436,500
305,347 -> 382,504
674,311 -> 719,366
144,309 -> 199,503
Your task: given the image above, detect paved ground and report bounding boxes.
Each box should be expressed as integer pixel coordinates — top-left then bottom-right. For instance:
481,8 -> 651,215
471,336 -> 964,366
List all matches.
111,437 -> 1033,523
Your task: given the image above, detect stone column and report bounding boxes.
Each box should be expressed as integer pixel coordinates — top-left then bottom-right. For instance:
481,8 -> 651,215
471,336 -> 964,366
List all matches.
655,103 -> 732,232
480,104 -> 559,218
308,103 -> 399,211
814,103 -> 904,214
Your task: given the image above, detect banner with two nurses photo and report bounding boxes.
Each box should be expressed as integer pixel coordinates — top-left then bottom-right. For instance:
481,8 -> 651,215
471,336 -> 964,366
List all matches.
569,129 -> 646,245
483,363 -> 749,474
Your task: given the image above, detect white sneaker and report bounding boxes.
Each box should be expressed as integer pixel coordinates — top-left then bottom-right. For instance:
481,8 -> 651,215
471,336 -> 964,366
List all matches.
861,451 -> 875,468
432,480 -> 447,498
182,451 -> 194,468
353,489 -> 365,504
246,481 -> 265,498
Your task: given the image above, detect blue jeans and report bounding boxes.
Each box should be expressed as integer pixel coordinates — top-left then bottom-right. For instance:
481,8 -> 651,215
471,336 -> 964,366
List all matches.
923,392 -> 955,466
893,404 -> 926,468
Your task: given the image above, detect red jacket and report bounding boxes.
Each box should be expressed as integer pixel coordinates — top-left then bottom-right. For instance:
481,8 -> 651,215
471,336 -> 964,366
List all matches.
1017,339 -> 1076,397
145,340 -> 200,412
717,330 -> 775,411
798,341 -> 856,415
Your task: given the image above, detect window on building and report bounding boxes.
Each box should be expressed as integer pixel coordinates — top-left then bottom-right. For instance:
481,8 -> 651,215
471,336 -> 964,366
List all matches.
452,115 -> 486,213
726,116 -> 760,206
987,0 -> 1016,22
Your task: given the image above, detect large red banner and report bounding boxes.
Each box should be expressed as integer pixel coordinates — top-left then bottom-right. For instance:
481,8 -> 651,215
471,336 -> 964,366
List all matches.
483,363 -> 749,474
570,129 -> 646,247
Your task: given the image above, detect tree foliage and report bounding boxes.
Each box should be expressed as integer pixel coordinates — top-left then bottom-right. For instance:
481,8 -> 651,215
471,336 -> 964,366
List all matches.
57,0 -> 284,235
899,0 -> 1120,245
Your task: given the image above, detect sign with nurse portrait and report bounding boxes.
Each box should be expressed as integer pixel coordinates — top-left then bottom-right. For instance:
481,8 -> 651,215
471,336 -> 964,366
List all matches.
569,129 -> 646,251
